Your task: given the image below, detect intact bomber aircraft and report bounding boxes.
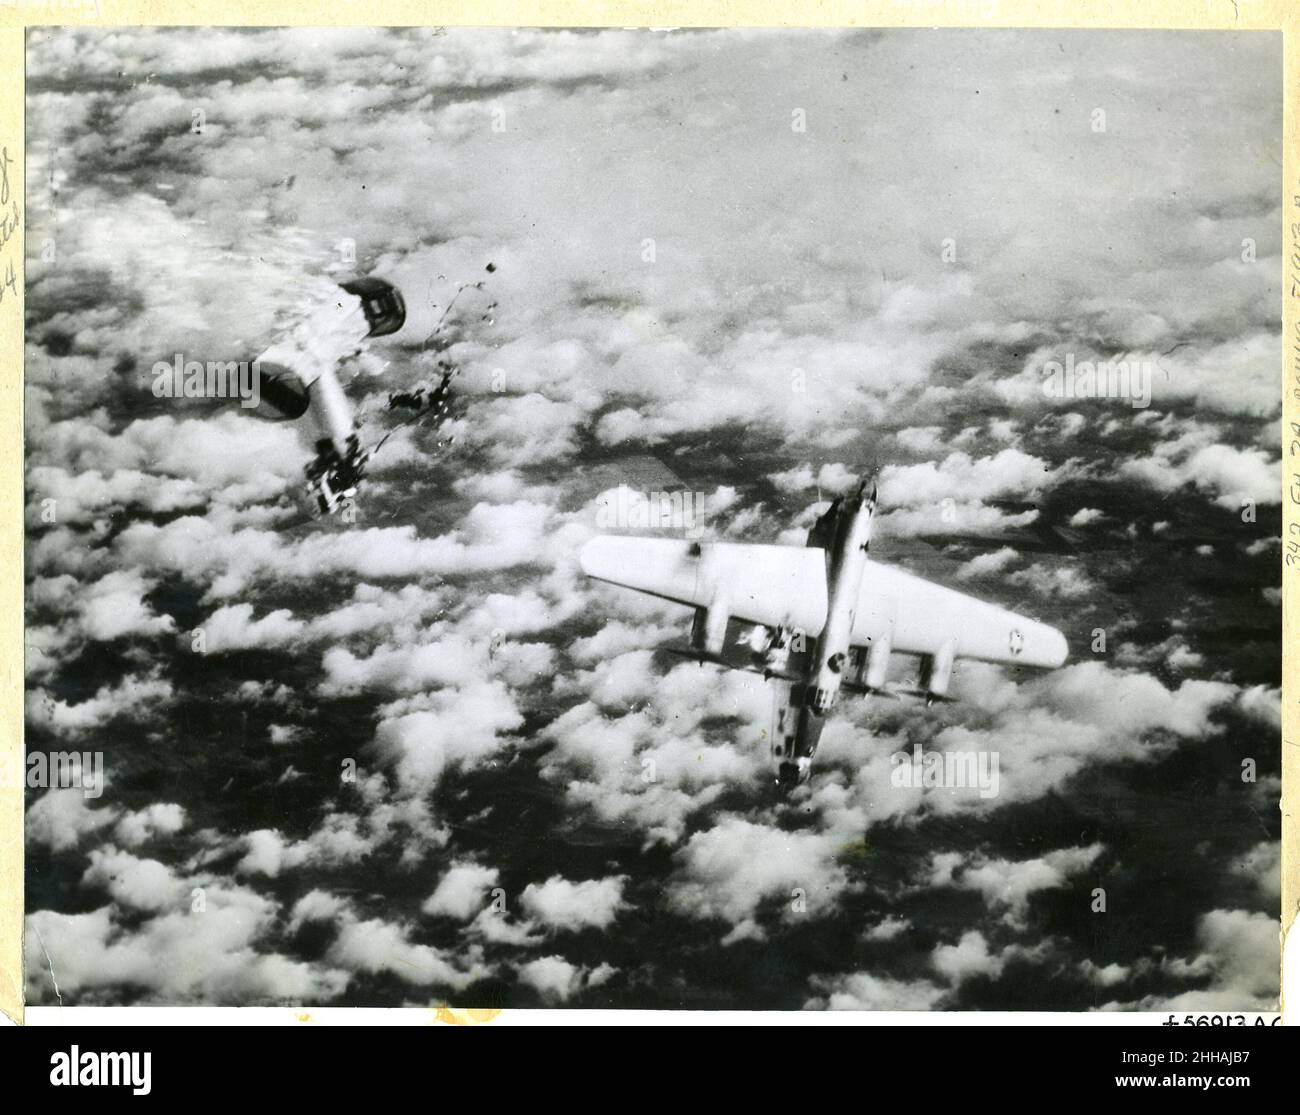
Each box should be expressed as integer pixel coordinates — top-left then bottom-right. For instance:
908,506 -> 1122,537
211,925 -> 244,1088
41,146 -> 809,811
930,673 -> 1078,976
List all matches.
580,478 -> 1069,792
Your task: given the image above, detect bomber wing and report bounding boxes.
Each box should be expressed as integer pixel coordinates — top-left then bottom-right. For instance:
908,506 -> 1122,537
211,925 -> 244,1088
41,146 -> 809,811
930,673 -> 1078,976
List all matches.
579,535 -> 828,635
580,535 -> 1067,671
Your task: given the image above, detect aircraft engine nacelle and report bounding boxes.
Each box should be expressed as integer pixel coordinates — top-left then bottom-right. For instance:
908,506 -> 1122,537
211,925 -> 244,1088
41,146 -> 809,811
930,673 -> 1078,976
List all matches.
690,596 -> 730,657
247,363 -> 310,420
863,633 -> 892,691
763,637 -> 791,675
918,640 -> 956,700
339,276 -> 407,338
746,624 -> 773,656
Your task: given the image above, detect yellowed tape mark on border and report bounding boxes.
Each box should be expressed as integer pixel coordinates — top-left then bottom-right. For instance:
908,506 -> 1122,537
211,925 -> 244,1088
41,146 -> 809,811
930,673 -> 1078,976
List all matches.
0,0 -> 1294,1025
1280,4 -> 1300,1025
0,0 -> 1294,30
0,19 -> 22,1027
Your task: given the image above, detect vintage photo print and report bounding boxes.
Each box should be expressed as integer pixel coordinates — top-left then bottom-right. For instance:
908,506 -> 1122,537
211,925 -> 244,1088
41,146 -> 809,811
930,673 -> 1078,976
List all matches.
15,25 -> 1286,1014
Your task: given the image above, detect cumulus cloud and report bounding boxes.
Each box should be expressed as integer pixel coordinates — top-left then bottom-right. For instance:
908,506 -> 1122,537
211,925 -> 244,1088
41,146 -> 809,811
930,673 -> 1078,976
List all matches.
1006,561 -> 1096,599
928,931 -> 1050,988
423,862 -> 501,921
27,791 -> 120,852
1230,841 -> 1280,902
328,914 -> 490,992
925,844 -> 1105,928
1121,431 -> 1280,510
235,797 -> 447,878
882,449 -> 1066,507
668,817 -> 848,931
540,661 -> 770,844
519,875 -> 628,932
26,889 -> 350,1005
288,889 -> 491,992
75,570 -> 177,642
370,681 -> 525,794
805,971 -> 946,1011
200,603 -> 306,652
1101,910 -> 1279,1011
516,956 -> 616,1003
113,803 -> 186,849
83,847 -> 188,912
27,672 -> 173,739
770,462 -> 860,495
955,547 -> 1019,580
806,660 -> 1243,835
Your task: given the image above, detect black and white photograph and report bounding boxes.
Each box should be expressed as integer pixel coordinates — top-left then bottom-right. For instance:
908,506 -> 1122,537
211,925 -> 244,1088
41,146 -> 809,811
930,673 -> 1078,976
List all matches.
18,25 -> 1284,1013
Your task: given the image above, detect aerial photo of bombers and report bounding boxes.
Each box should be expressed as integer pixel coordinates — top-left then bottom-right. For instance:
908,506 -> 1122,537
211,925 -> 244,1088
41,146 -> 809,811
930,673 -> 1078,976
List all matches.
22,26 -> 1281,1014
